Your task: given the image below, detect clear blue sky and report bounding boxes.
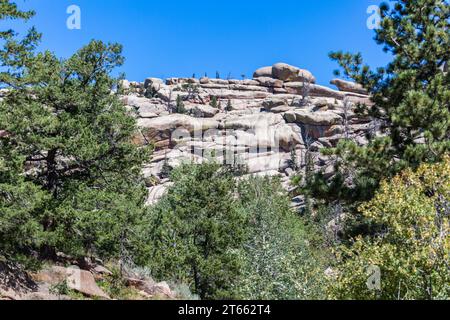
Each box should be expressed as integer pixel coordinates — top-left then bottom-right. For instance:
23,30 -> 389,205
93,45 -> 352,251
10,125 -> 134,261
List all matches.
10,0 -> 391,86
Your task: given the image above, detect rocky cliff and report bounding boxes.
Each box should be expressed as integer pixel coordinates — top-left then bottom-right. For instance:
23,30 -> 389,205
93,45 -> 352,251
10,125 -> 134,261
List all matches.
119,63 -> 376,208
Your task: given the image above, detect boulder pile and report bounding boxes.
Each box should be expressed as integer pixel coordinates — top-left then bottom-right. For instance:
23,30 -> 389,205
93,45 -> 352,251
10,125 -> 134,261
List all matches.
1,260 -> 177,300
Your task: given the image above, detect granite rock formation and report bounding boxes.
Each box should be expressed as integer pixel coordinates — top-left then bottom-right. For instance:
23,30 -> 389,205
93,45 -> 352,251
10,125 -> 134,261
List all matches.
120,62 -> 375,207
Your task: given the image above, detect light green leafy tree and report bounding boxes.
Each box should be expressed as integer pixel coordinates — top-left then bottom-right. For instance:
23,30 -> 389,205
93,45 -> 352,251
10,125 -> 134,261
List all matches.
235,176 -> 326,300
329,157 -> 450,300
309,0 -> 450,205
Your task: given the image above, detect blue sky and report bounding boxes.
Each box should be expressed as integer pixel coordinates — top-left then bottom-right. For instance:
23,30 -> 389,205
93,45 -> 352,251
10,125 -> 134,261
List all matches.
10,0 -> 391,86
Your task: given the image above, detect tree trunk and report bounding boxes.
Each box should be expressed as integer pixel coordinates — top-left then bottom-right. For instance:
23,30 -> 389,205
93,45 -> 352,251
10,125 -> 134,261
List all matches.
46,148 -> 58,198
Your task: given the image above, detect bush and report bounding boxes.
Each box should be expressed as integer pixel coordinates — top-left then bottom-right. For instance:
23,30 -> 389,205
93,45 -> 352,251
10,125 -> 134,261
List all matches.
235,176 -> 326,300
175,95 -> 187,114
0,166 -> 49,264
329,157 -> 450,300
210,96 -> 219,109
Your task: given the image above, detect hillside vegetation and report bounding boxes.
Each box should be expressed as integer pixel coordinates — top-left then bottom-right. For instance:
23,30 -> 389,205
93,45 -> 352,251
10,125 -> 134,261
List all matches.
0,0 -> 449,300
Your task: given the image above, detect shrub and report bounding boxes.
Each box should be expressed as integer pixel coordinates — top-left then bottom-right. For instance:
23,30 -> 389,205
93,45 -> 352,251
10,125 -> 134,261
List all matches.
225,99 -> 233,112
235,176 -> 326,300
209,96 -> 219,109
329,157 -> 450,300
175,95 -> 187,114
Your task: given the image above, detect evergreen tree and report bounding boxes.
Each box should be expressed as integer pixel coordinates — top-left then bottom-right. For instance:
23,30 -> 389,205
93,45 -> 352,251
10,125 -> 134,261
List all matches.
225,99 -> 233,112
0,0 -> 47,263
310,0 -> 450,204
159,156 -> 172,179
175,94 -> 186,114
147,163 -> 247,299
0,1 -> 151,261
210,96 -> 219,109
0,1 -> 41,87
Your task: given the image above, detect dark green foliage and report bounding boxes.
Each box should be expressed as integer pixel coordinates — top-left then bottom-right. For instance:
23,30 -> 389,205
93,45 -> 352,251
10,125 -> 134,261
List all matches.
329,158 -> 450,300
0,1 -> 150,263
0,2 -> 40,87
147,164 -> 328,300
0,0 -> 33,20
227,153 -> 248,177
159,156 -> 172,179
181,83 -> 200,101
0,0 -> 46,263
147,163 -> 247,300
175,94 -> 187,114
0,161 -> 49,263
209,96 -> 219,109
144,84 -> 159,99
310,0 -> 450,205
301,1 -> 450,297
225,99 -> 233,112
288,147 -> 299,171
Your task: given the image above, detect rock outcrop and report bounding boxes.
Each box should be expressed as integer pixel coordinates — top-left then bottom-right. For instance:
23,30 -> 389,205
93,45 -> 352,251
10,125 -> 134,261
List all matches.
0,260 -> 179,300
253,66 -> 273,78
272,63 -> 316,83
331,79 -> 368,95
120,63 -> 375,207
66,268 -> 110,299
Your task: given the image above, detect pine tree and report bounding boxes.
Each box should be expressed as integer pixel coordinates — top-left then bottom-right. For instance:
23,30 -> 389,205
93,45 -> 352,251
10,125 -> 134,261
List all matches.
159,156 -> 172,179
0,0 -> 48,263
236,176 -> 326,299
225,99 -> 233,112
0,1 -> 151,261
175,94 -> 186,114
210,96 -> 218,109
310,0 -> 450,204
147,163 -> 247,299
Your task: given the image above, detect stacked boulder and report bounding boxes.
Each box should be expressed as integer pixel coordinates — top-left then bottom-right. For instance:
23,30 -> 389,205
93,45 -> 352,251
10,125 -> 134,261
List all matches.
255,63 -> 316,83
120,63 -> 375,206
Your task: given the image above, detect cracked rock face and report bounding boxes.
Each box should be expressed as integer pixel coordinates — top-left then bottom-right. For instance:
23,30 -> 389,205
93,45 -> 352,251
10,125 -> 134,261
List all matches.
121,63 -> 375,206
